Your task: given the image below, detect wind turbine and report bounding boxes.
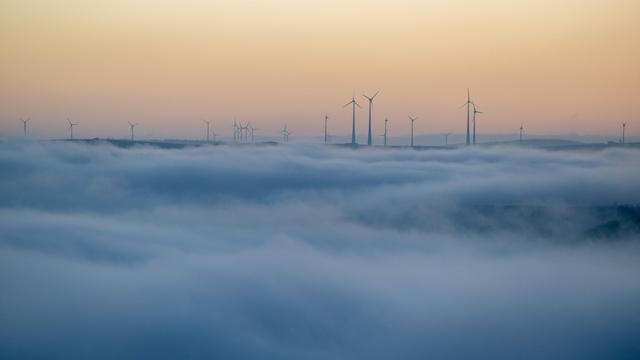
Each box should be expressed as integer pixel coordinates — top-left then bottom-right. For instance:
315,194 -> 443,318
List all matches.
460,89 -> 473,146
281,124 -> 291,143
128,121 -> 138,141
409,116 -> 417,147
441,133 -> 451,145
240,122 -> 250,143
363,91 -> 379,146
233,119 -> 239,143
381,117 -> 389,146
472,102 -> 483,145
622,122 -> 627,144
20,117 -> 30,137
203,119 -> 212,142
249,123 -> 259,143
67,118 -> 78,140
519,123 -> 524,144
324,113 -> 329,144
343,95 -> 361,145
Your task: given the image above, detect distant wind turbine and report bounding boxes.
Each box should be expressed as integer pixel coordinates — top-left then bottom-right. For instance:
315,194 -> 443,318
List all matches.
239,122 -> 250,143
324,113 -> 329,144
409,116 -> 417,147
472,102 -> 483,145
233,119 -> 239,143
20,117 -> 30,137
343,95 -> 361,145
203,119 -> 212,142
519,123 -> 524,144
363,91 -> 379,146
441,133 -> 451,145
249,123 -> 259,143
281,124 -> 291,143
622,122 -> 627,144
460,89 -> 473,146
67,118 -> 78,140
128,121 -> 138,141
381,117 -> 389,146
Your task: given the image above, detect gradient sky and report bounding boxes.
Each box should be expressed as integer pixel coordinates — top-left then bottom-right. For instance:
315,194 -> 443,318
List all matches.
1,0 -> 638,139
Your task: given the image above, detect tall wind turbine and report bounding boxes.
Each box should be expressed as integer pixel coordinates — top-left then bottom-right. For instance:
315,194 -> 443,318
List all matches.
519,123 -> 524,144
460,89 -> 473,146
441,133 -> 451,145
20,117 -> 30,137
243,123 -> 251,143
382,117 -> 389,146
128,121 -> 138,141
248,123 -> 259,143
67,118 -> 78,140
344,95 -> 361,145
324,113 -> 329,144
203,120 -> 212,142
622,122 -> 627,144
281,124 -> 290,143
409,116 -> 417,147
233,119 -> 239,143
472,102 -> 483,145
363,91 -> 379,146
238,122 -> 249,143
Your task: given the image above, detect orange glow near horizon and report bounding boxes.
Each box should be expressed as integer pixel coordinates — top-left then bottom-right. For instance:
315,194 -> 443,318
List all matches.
1,0 -> 639,139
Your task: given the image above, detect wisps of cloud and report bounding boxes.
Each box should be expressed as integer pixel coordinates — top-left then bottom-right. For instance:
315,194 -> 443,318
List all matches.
1,141 -> 639,359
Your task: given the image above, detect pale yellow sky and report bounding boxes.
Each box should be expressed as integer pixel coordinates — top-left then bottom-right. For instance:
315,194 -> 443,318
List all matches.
1,0 -> 639,139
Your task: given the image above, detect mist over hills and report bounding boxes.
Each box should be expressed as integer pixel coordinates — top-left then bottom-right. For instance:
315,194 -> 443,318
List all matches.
1,141 -> 639,359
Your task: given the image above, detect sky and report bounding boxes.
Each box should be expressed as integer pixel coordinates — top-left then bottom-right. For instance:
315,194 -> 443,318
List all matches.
1,141 -> 640,358
1,0 -> 639,139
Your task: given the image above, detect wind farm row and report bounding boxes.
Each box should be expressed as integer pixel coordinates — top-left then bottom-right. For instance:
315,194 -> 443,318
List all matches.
14,89 -> 633,148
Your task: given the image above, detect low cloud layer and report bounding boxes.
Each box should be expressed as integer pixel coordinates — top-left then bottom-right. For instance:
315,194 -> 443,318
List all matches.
1,141 -> 640,359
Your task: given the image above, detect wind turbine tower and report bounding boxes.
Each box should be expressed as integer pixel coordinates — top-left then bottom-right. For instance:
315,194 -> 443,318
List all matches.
239,122 -> 250,143
20,118 -> 30,137
622,122 -> 627,144
324,113 -> 329,144
249,124 -> 259,143
203,120 -> 212,142
519,123 -> 524,144
383,117 -> 389,146
441,133 -> 451,145
128,121 -> 138,141
67,119 -> 78,140
409,116 -> 417,147
461,89 -> 473,146
281,124 -> 290,143
363,91 -> 379,146
233,120 -> 239,143
344,95 -> 361,145
472,102 -> 483,145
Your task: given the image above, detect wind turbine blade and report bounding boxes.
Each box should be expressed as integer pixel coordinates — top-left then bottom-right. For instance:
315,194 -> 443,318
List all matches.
343,101 -> 353,108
